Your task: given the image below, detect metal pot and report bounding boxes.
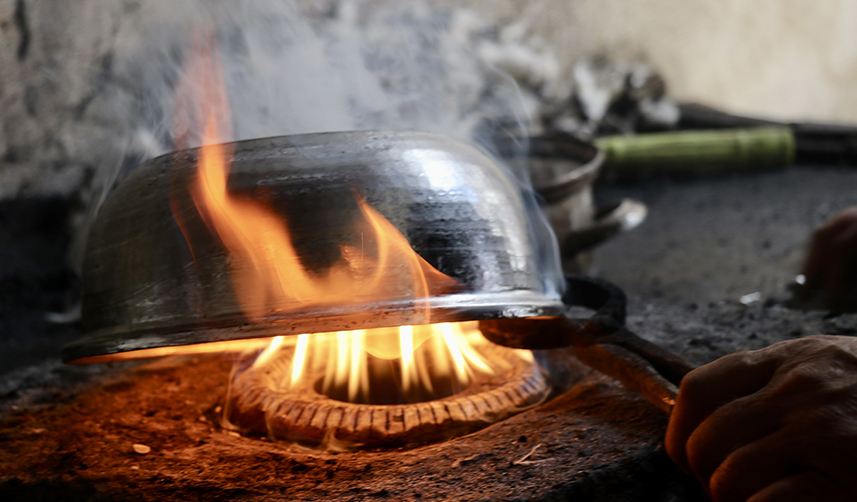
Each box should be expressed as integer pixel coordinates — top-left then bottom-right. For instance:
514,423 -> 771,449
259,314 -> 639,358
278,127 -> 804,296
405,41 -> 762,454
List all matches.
500,135 -> 647,273
64,131 -> 566,363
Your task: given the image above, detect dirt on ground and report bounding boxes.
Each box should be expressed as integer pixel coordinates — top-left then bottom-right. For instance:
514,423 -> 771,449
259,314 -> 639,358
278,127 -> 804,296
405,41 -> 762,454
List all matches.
0,352 -> 704,502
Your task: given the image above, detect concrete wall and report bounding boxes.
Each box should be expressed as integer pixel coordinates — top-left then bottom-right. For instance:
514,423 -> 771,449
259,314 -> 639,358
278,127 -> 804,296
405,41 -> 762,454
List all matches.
451,0 -> 857,123
1,0 -> 856,199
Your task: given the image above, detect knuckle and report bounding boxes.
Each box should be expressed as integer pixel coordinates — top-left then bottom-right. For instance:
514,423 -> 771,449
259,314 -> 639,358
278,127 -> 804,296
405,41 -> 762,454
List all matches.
801,334 -> 835,344
828,235 -> 852,253
790,386 -> 857,428
722,347 -> 776,374
707,470 -> 731,502
677,367 -> 705,395
684,435 -> 707,478
713,350 -> 760,372
774,363 -> 829,393
813,224 -> 834,241
766,336 -> 845,364
770,335 -> 823,351
833,208 -> 857,227
676,367 -> 712,406
708,453 -> 751,502
801,336 -> 857,364
813,210 -> 857,241
839,207 -> 857,222
796,407 -> 840,432
663,432 -> 682,464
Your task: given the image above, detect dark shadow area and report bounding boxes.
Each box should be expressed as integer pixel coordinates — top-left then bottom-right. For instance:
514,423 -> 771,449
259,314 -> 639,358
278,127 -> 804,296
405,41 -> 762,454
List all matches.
0,197 -> 81,375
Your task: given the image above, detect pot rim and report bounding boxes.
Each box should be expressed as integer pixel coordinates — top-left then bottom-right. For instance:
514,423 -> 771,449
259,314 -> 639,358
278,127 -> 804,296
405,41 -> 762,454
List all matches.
527,135 -> 604,204
491,134 -> 604,204
64,290 -> 564,363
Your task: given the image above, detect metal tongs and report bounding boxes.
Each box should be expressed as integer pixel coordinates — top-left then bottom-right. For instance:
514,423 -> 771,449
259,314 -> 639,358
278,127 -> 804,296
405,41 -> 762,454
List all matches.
480,275 -> 696,414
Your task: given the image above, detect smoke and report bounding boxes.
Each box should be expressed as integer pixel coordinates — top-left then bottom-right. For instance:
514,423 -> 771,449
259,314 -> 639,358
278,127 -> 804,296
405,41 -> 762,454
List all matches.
105,0 -> 525,149
72,0 -> 563,296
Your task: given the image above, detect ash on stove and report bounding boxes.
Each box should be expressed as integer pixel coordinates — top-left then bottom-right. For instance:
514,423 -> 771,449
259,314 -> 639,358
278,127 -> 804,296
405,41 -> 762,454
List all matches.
0,351 -> 705,502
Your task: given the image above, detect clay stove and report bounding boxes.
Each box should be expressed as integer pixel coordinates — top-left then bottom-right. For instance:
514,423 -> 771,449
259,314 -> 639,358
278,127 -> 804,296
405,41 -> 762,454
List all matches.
63,124 -> 562,451
61,42 -> 571,452
8,42 -> 705,502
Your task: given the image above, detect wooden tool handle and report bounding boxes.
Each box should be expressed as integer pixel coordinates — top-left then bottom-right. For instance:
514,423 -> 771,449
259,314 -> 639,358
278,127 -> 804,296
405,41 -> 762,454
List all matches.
573,342 -> 681,415
605,327 -> 695,387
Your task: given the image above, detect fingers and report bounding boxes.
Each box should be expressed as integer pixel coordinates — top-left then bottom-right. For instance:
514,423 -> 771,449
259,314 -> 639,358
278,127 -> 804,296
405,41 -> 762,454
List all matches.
747,470 -> 852,502
666,349 -> 782,472
800,207 -> 857,309
820,225 -> 857,310
707,430 -> 801,502
684,392 -> 780,490
668,336 -> 857,501
800,208 -> 856,293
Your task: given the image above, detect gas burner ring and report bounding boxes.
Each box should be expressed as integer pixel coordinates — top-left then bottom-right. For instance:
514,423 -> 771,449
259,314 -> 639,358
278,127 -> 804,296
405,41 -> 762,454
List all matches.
224,327 -> 549,450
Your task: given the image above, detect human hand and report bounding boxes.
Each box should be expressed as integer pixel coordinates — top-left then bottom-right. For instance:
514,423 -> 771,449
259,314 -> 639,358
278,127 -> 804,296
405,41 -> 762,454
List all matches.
797,207 -> 857,311
665,335 -> 857,501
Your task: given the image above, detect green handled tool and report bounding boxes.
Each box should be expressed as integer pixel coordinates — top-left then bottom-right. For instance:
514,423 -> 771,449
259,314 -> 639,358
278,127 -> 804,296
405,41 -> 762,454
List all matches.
596,127 -> 796,178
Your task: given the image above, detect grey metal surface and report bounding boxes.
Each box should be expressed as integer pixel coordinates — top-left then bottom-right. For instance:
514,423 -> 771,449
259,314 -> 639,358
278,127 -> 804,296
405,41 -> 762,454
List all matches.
64,131 -> 565,362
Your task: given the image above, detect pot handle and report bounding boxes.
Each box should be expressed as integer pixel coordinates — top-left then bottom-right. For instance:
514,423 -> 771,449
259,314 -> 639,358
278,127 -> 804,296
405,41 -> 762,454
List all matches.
561,199 -> 647,258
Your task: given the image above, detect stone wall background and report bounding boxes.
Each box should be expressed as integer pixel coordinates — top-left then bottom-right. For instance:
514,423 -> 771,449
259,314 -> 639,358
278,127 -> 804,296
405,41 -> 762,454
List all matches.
459,0 -> 857,123
2,0 -> 856,202
1,0 -> 856,377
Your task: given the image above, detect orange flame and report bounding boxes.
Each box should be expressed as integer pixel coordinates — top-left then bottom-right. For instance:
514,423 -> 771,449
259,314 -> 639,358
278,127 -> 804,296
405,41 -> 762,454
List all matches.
173,36 -> 503,404
249,321 -> 514,404
177,37 -> 455,320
